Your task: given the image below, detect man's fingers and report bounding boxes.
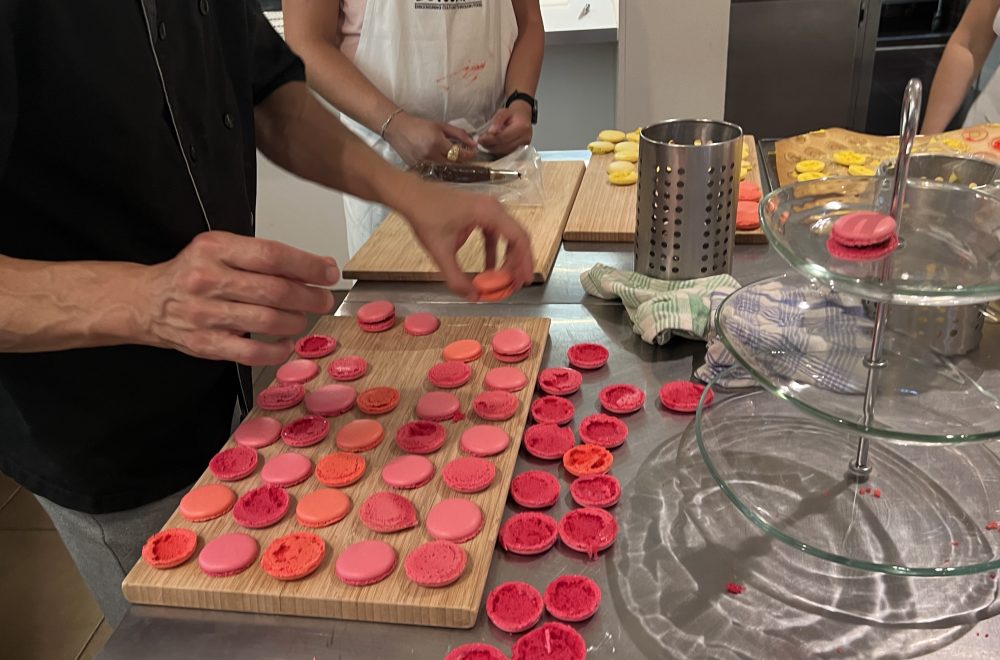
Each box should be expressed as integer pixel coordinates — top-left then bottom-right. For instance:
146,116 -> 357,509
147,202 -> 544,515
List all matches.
429,246 -> 476,300
183,330 -> 294,366
220,271 -> 334,315
200,232 -> 339,286
440,123 -> 477,148
203,300 -> 309,337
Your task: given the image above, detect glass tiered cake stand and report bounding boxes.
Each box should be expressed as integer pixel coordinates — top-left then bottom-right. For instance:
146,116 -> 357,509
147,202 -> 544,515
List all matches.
696,80 -> 1000,576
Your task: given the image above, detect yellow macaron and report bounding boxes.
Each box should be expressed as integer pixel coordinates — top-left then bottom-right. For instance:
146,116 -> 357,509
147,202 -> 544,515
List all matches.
597,129 -> 626,143
795,159 -> 826,173
587,140 -> 615,155
608,170 -> 638,186
607,160 -> 636,174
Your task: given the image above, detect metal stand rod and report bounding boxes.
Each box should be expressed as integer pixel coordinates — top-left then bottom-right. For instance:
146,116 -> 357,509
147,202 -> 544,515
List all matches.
848,78 -> 922,480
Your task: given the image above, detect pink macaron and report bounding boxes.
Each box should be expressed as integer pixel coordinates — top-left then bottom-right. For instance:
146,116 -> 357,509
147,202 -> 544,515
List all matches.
381,454 -> 436,489
426,498 -> 484,543
567,343 -> 609,370
208,445 -> 258,482
459,425 -> 510,457
530,396 -> 575,426
335,540 -> 397,586
486,581 -> 544,633
510,470 -> 560,509
499,512 -> 559,555
491,328 -> 532,363
304,384 -> 357,417
404,540 -> 468,588
416,391 -> 462,421
256,383 -> 305,411
359,491 -> 418,533
537,367 -> 583,396
599,383 -> 645,414
233,416 -> 282,449
830,211 -> 897,247
484,366 -> 528,392
198,533 -> 259,577
442,456 -> 496,493
472,391 -> 520,421
276,359 -> 320,385
522,423 -> 575,460
659,380 -> 714,413
427,361 -> 473,389
356,300 -> 396,332
327,356 -> 369,382
403,312 -> 441,336
260,452 -> 313,488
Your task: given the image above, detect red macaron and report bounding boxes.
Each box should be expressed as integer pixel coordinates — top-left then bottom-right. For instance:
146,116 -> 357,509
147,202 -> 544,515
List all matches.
537,367 -> 583,396
208,445 -> 258,482
280,415 -> 330,448
530,396 -> 575,425
567,343 -> 609,370
256,383 -> 305,411
659,380 -> 713,413
523,423 -> 575,460
499,512 -> 559,555
512,623 -> 586,660
442,456 -> 496,493
428,361 -> 473,389
294,334 -> 337,359
510,470 -> 560,509
491,328 -> 532,363
599,383 -> 645,414
544,575 -> 602,622
395,420 -> 447,454
486,581 -> 544,633
356,300 -> 396,332
472,391 -> 520,421
569,473 -> 622,508
327,356 -> 369,382
558,507 -> 618,559
141,528 -> 197,569
578,413 -> 628,448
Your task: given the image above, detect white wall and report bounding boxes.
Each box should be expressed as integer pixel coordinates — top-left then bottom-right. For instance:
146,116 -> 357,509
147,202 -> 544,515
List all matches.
616,0 -> 730,128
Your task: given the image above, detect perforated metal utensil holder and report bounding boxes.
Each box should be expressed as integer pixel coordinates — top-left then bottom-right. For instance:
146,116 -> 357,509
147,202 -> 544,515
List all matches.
634,119 -> 744,280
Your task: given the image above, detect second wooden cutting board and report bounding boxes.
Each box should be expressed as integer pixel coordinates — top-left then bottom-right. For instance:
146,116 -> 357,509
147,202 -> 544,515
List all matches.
563,136 -> 765,244
343,161 -> 584,283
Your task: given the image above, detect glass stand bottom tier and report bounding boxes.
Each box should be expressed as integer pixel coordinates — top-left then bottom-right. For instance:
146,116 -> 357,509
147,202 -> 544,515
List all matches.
695,385 -> 1000,576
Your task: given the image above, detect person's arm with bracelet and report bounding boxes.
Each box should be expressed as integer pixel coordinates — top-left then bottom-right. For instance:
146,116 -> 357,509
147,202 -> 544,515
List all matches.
478,0 -> 544,155
923,0 -> 1000,134
283,0 -> 477,165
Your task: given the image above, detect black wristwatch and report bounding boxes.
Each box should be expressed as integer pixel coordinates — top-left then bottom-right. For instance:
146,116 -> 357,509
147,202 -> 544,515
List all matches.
505,90 -> 538,124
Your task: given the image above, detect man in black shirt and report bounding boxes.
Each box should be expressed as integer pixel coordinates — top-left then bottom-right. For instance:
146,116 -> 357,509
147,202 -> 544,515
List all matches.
0,1 -> 533,626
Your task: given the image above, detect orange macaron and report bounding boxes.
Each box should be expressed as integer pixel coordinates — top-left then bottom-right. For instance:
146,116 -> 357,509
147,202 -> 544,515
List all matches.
473,269 -> 517,301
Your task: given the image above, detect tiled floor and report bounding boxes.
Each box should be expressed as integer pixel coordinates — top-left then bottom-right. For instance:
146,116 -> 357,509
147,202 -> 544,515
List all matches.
0,472 -> 110,659
2,297 -> 346,659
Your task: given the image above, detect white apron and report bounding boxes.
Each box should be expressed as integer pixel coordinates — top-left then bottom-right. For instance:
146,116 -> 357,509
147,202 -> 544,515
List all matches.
964,9 -> 1000,126
342,0 -> 519,256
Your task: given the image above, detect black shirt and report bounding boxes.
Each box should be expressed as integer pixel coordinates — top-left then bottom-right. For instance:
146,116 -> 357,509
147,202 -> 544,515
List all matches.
0,1 -> 304,513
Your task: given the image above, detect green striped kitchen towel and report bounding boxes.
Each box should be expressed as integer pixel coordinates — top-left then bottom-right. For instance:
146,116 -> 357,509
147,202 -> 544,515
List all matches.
580,263 -> 739,345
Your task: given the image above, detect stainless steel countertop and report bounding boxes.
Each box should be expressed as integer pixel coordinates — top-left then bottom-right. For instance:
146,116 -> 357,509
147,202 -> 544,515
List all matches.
102,246 -> 1000,659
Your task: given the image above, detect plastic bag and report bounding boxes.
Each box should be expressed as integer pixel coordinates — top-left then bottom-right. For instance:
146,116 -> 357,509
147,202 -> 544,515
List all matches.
412,145 -> 544,207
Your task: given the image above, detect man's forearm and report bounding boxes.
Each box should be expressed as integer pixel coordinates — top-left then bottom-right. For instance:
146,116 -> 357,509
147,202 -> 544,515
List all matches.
504,3 -> 544,97
923,45 -> 977,133
0,255 -> 145,352
254,82 -> 422,214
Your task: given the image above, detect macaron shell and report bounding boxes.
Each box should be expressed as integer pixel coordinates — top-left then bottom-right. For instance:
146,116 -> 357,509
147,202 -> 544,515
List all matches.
208,446 -> 258,482
326,356 -> 369,382
486,581 -> 544,633
509,470 -> 560,509
315,452 -> 366,487
357,387 -> 401,415
382,454 -> 436,489
416,391 -> 462,421
443,339 -> 483,363
491,328 -> 532,358
281,415 -> 330,448
359,491 -> 418,533
563,444 -> 614,477
484,366 -> 528,392
441,456 -> 496,493
578,413 -> 628,448
493,348 -> 530,364
198,533 -> 259,577
736,200 -> 760,230
473,269 -> 514,294
294,334 -> 337,359
566,343 -> 609,370
428,361 -> 473,389
445,644 -> 509,660
831,211 -> 897,247
659,380 -> 714,413
523,423 -> 575,460
232,484 -> 290,529
530,396 -> 575,425
335,540 -> 397,586
141,528 -> 197,569
403,312 -> 441,336
537,367 -> 583,396
599,383 -> 646,414
256,383 -> 306,411
738,181 -> 763,202
179,484 -> 237,522
356,300 -> 395,324
569,474 -> 622,508
260,452 -> 313,488
459,425 -> 511,457
335,419 -> 385,452
426,498 -> 484,543
826,234 -> 899,261
233,416 -> 282,449
260,532 -> 326,581
403,540 -> 468,588
472,391 -> 519,422
359,316 -> 396,333
544,575 -> 602,622
395,420 -> 447,454
296,488 -> 352,527
305,384 -> 357,416
511,622 -> 587,660
499,512 -> 558,555
276,358 -> 320,385
558,507 -> 618,559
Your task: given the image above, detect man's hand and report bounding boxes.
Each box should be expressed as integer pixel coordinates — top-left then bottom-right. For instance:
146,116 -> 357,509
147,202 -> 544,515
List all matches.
397,181 -> 534,299
477,103 -> 533,156
142,232 -> 339,365
384,112 -> 478,166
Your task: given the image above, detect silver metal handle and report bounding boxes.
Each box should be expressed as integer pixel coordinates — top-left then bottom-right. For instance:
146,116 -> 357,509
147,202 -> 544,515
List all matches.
889,78 -> 922,223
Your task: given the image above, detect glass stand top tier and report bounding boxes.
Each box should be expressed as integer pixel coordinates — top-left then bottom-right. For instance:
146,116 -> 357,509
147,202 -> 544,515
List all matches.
695,382 -> 1000,576
760,176 -> 1000,305
715,272 -> 1000,442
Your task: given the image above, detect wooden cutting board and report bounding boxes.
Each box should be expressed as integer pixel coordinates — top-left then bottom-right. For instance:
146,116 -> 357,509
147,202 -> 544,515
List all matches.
123,314 -> 551,629
774,123 -> 1000,187
343,161 -> 583,283
562,136 -> 766,244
